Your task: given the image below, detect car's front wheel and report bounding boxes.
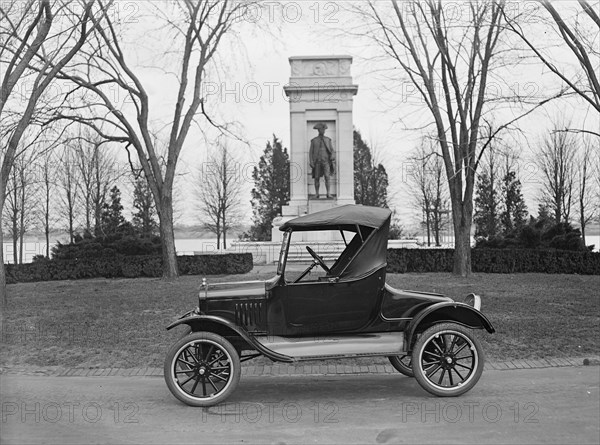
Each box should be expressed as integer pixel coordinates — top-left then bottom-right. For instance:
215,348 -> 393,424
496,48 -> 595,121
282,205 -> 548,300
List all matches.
164,331 -> 241,407
412,323 -> 484,397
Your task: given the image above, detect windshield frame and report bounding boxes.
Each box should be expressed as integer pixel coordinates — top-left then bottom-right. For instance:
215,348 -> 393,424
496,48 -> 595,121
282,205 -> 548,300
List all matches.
276,230 -> 291,276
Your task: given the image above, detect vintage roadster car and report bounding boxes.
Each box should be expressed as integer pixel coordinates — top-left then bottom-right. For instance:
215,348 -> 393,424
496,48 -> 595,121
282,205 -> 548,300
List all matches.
164,205 -> 495,407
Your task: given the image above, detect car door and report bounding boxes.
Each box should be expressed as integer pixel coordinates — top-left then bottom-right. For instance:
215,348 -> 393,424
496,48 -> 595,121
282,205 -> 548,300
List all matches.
267,267 -> 385,336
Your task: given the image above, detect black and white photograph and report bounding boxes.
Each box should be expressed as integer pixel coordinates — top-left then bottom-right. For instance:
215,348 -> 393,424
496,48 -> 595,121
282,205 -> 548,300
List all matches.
1,1 -> 599,444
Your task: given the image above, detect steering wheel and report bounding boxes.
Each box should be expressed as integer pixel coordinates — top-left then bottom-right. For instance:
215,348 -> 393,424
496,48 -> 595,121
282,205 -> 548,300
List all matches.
306,246 -> 331,274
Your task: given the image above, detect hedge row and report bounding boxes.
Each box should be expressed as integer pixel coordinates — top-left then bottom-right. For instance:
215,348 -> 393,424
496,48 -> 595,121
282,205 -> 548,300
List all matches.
387,248 -> 600,274
5,253 -> 253,284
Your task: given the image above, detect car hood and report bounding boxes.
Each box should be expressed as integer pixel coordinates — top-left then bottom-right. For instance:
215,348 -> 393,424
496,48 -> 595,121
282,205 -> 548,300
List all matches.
204,280 -> 266,299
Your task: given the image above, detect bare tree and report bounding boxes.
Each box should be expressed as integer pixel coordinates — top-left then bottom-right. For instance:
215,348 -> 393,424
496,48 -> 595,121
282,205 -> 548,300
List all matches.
3,166 -> 20,264
0,0 -> 109,302
3,160 -> 22,264
57,145 -> 81,243
72,127 -> 119,234
407,137 -> 449,247
505,0 -> 599,133
576,135 -> 597,245
74,129 -> 95,234
17,153 -> 37,262
35,150 -> 56,258
196,144 -> 242,250
507,1 -> 599,236
428,153 -> 449,247
409,150 -> 432,246
2,150 -> 37,263
537,122 -> 577,224
51,0 -> 255,277
354,0 -> 555,275
596,149 -> 600,228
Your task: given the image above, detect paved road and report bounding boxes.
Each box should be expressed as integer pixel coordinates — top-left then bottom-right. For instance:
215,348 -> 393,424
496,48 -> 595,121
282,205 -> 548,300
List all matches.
1,366 -> 599,444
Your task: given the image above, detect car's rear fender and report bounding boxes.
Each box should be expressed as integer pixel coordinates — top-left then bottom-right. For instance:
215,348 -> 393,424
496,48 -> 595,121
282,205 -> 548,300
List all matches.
404,302 -> 495,351
167,314 -> 294,363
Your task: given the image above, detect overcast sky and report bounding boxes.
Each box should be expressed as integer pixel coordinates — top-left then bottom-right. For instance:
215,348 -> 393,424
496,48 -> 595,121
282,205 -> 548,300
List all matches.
110,1 -> 598,231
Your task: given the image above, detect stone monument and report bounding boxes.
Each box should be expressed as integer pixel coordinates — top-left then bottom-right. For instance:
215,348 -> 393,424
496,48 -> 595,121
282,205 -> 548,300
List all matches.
272,55 -> 358,241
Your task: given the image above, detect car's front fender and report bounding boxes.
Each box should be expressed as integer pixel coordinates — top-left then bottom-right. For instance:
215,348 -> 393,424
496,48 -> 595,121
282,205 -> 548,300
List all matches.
404,302 -> 495,351
167,314 -> 294,363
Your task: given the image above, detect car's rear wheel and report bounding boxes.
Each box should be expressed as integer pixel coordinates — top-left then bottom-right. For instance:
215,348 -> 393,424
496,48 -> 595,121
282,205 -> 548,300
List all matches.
164,331 -> 241,407
412,323 -> 484,397
388,355 -> 414,377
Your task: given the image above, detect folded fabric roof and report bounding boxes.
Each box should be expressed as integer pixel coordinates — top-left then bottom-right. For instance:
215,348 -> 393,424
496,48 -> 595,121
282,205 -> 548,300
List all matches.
279,204 -> 391,232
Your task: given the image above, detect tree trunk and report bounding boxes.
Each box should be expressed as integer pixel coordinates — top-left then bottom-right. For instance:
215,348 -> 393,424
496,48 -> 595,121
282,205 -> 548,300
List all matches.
69,212 -> 74,243
434,210 -> 441,247
85,196 -> 91,233
45,186 -> 50,257
19,209 -> 24,264
0,182 -> 7,306
94,191 -> 102,232
216,219 -> 221,250
19,179 -> 25,263
18,231 -> 23,264
580,199 -> 586,247
425,208 -> 431,247
222,209 -> 227,250
45,226 -> 50,258
452,203 -> 473,277
12,215 -> 17,265
158,194 -> 178,278
453,224 -> 472,276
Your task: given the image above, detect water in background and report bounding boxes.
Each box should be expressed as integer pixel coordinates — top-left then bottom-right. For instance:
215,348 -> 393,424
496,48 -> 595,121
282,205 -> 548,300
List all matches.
3,235 -> 600,264
3,238 -> 222,264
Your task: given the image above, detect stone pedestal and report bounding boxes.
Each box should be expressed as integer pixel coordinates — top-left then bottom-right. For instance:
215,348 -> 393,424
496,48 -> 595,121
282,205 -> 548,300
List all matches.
272,55 -> 358,241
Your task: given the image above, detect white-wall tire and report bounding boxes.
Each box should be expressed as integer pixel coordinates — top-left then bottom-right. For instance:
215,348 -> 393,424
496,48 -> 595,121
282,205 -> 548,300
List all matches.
164,331 -> 241,407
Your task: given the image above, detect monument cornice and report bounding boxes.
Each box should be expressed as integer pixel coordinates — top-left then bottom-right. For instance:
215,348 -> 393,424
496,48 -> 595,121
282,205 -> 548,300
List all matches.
288,55 -> 355,79
283,85 -> 359,96
289,55 -> 353,61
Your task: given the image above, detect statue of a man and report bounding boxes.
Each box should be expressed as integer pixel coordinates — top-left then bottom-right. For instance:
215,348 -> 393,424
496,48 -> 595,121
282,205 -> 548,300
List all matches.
309,122 -> 335,199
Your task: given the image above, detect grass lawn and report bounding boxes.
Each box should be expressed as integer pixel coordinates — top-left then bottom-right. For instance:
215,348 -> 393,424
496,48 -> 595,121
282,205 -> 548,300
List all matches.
1,272 -> 598,369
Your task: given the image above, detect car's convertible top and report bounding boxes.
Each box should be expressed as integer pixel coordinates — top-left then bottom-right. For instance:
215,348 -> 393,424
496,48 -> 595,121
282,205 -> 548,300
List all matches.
279,204 -> 391,232
281,205 -> 392,279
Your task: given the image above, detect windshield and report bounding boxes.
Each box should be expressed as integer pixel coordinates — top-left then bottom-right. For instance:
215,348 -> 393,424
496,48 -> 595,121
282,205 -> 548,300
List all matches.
277,231 -> 290,275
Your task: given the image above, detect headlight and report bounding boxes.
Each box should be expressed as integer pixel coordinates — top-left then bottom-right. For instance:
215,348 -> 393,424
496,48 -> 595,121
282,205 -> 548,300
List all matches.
465,293 -> 481,311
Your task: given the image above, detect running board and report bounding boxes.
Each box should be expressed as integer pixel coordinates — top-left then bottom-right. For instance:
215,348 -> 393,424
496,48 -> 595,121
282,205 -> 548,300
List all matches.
253,332 -> 404,361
